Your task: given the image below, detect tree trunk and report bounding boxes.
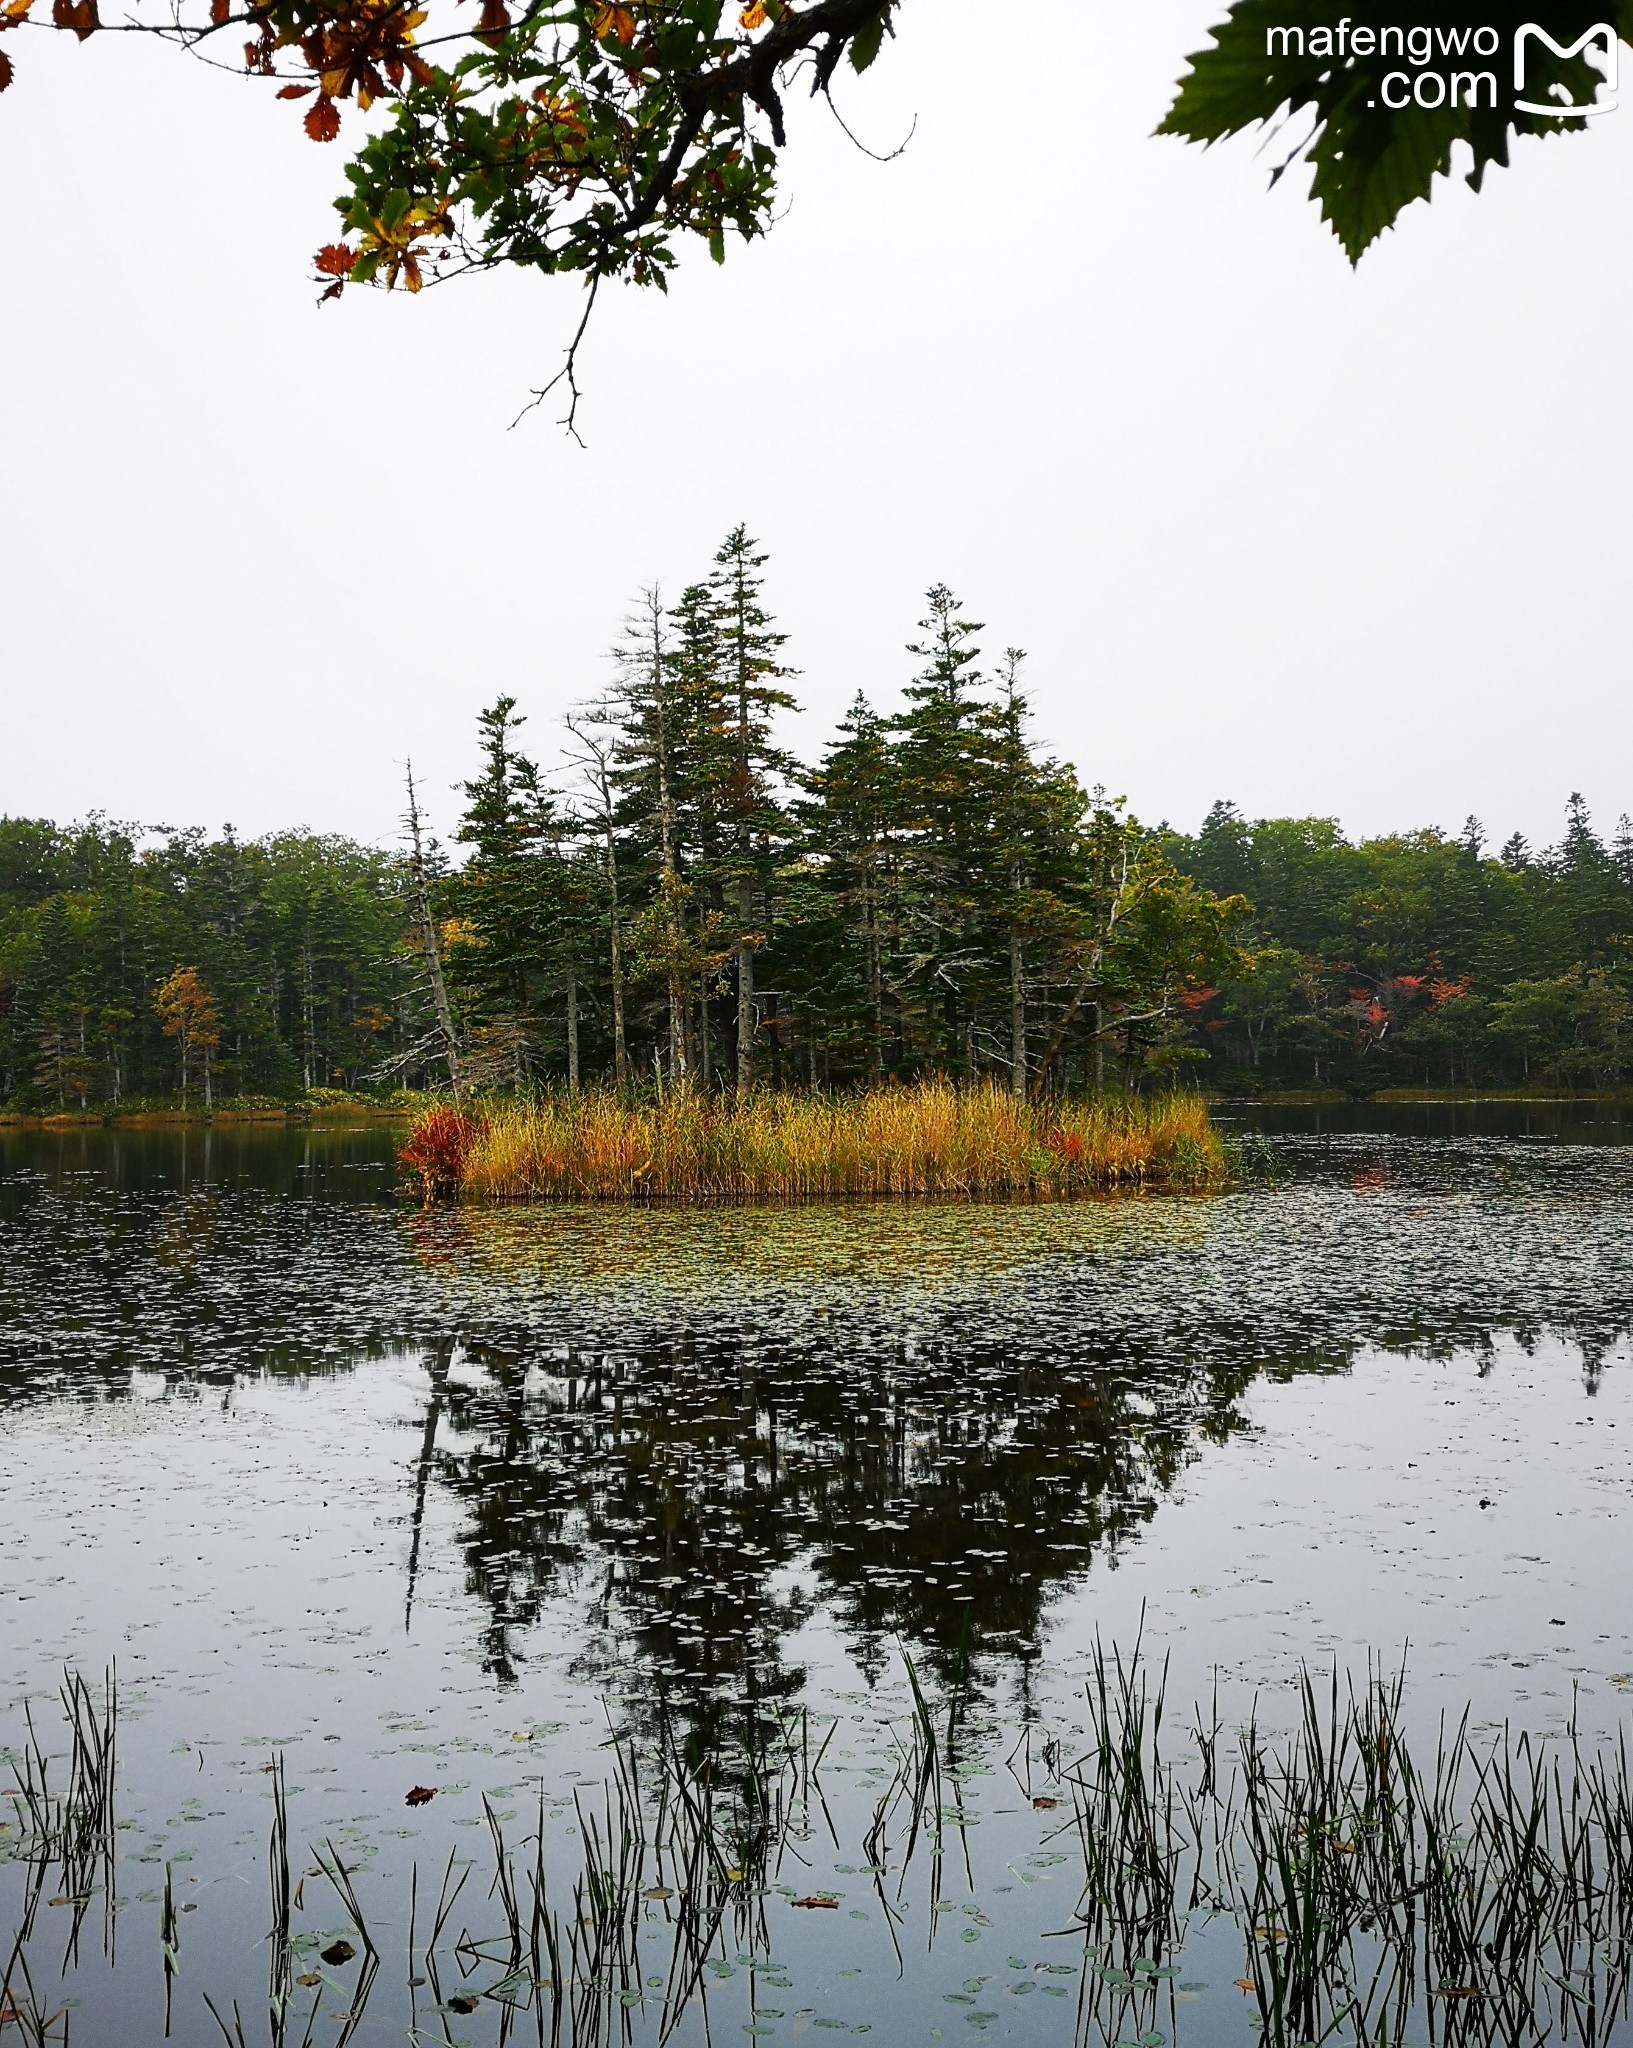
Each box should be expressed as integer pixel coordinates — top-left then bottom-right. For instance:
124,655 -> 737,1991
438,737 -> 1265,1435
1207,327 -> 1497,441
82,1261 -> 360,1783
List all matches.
404,765 -> 465,1099
203,1049 -> 213,1112
865,885 -> 884,1075
699,974 -> 712,1090
565,964 -> 580,1092
735,878 -> 756,1092
1009,927 -> 1026,1098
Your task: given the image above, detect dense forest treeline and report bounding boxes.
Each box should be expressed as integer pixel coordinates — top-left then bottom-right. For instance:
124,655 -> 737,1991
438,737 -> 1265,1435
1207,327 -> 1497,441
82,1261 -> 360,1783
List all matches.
5,530 -> 1632,1106
1165,800 -> 1633,1091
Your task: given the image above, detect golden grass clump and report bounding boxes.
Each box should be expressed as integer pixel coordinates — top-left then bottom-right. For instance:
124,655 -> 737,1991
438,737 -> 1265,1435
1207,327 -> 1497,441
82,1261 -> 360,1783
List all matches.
412,1079 -> 1226,1203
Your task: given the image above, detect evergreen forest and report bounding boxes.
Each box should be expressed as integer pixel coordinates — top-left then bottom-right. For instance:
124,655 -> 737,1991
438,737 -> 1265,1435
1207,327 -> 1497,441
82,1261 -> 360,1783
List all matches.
5,530 -> 1632,1108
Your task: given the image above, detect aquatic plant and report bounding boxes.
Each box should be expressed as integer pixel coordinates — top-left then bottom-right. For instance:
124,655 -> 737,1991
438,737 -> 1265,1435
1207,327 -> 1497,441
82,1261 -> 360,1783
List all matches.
11,1649 -> 1633,2045
404,1080 -> 1227,1203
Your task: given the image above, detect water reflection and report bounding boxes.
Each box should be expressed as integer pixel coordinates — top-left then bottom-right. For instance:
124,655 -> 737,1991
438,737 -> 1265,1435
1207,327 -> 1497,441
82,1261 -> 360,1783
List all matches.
3,1119 -> 1632,1718
416,1331 -> 1270,1705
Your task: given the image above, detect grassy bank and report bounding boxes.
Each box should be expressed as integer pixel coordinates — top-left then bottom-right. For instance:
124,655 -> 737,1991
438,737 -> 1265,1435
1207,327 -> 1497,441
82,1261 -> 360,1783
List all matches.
0,1089 -> 429,1130
401,1080 -> 1228,1203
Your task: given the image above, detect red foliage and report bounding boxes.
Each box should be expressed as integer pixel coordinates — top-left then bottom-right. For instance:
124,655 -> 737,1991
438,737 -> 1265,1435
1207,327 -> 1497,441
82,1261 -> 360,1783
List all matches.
400,1106 -> 480,1201
1054,1131 -> 1085,1163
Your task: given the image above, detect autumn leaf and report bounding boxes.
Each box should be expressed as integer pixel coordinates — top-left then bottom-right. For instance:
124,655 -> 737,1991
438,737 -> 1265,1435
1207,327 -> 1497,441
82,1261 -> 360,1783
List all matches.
446,1994 -> 479,2014
208,0 -> 228,22
792,1894 -> 838,1909
319,1939 -> 356,1966
1234,1978 -> 1257,1993
476,0 -> 507,45
350,193 -> 450,290
314,242 -> 355,275
0,48 -> 11,86
404,1784 -> 436,1806
1031,1795 -> 1059,1810
739,1 -> 766,26
304,93 -> 340,140
50,0 -> 97,39
277,81 -> 314,97
589,3 -> 633,42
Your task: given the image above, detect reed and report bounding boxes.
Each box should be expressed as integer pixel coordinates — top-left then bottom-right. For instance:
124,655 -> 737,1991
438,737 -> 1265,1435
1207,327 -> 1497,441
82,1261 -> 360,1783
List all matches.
407,1080 -> 1227,1204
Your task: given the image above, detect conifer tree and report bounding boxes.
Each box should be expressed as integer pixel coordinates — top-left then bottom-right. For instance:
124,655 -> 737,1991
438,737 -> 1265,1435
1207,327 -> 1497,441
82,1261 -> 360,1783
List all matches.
708,526 -> 798,1091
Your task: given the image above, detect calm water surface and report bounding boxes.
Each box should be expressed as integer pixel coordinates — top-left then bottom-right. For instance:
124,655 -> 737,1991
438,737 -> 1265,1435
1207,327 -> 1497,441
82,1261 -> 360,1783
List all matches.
3,1110 -> 1632,2046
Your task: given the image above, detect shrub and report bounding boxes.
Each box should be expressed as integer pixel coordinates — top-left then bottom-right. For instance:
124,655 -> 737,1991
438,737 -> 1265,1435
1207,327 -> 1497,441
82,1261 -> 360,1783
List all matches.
399,1105 -> 484,1202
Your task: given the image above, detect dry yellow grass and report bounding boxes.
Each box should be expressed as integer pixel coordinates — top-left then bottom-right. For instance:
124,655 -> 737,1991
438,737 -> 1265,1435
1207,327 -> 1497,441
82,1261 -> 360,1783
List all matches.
427,1080 -> 1226,1203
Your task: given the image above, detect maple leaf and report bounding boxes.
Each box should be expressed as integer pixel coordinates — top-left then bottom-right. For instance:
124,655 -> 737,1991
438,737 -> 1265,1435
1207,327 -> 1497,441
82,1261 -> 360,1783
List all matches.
305,93 -> 340,139
314,241 -> 355,274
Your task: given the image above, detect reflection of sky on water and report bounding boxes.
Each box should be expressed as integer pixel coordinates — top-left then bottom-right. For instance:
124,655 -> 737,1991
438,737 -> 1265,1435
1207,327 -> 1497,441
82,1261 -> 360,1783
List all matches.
3,1117 -> 1633,2043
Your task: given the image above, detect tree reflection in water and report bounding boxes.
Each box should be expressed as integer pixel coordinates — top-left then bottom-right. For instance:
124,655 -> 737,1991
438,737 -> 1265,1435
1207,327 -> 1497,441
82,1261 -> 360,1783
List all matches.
410,1323 -> 1270,1711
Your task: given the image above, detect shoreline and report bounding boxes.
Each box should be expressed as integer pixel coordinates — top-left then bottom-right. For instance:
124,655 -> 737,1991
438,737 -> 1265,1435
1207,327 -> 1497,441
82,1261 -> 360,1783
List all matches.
6,1085 -> 1633,1133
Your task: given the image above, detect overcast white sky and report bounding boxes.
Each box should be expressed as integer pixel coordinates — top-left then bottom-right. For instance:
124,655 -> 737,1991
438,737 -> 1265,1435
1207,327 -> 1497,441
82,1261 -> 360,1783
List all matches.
5,4 -> 1632,854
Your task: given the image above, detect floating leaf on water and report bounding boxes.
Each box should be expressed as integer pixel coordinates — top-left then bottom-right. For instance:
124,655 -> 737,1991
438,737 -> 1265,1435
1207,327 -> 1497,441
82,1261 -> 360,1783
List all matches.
319,1940 -> 355,1966
792,1895 -> 838,1909
1031,1795 -> 1058,1810
642,1885 -> 673,1901
404,1785 -> 436,1806
445,1992 -> 479,2013
1234,1979 -> 1256,1993
294,1974 -> 321,1987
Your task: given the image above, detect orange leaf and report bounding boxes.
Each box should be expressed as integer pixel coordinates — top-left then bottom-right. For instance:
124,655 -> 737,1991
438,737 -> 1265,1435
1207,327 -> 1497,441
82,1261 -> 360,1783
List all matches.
277,81 -> 314,96
1235,1979 -> 1257,1993
475,0 -> 506,44
739,1 -> 766,25
590,2 -> 633,41
208,0 -> 228,20
792,1894 -> 838,1909
304,92 -> 340,139
404,1784 -> 436,1806
0,48 -> 11,85
314,241 -> 354,275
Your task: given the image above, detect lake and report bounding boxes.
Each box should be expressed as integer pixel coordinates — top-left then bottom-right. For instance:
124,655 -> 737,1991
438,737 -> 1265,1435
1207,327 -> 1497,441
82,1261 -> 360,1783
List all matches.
2,1106 -> 1631,2046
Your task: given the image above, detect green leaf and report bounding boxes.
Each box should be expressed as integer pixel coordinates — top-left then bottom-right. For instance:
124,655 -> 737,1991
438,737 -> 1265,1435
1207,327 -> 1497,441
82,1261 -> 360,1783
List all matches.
1161,1 -> 1633,258
850,4 -> 891,73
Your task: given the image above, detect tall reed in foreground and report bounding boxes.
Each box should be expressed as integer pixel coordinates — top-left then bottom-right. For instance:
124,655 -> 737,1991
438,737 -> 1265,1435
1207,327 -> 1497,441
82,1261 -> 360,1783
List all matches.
405,1080 -> 1227,1203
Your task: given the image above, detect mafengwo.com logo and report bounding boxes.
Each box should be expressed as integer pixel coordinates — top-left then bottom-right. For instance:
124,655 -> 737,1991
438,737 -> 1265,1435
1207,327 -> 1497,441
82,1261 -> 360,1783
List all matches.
1263,18 -> 1617,116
